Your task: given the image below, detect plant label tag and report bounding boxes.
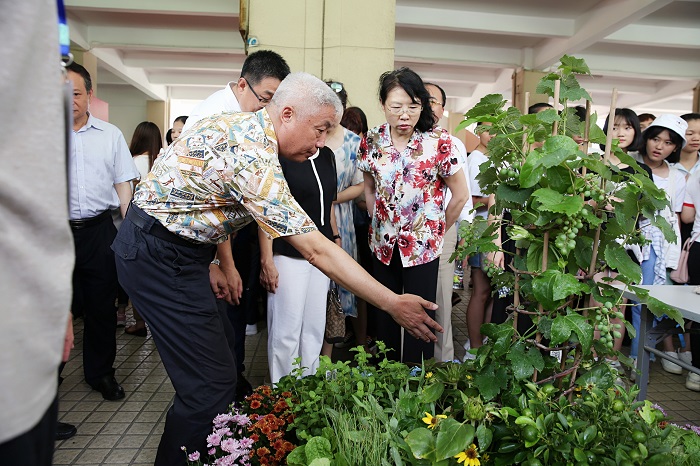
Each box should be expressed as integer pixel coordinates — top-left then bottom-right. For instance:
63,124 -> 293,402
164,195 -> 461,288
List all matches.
550,350 -> 563,363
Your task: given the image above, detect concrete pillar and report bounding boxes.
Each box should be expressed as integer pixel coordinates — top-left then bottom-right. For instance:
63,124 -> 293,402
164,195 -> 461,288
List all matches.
693,82 -> 700,113
147,100 -> 169,143
246,0 -> 396,127
512,68 -> 549,114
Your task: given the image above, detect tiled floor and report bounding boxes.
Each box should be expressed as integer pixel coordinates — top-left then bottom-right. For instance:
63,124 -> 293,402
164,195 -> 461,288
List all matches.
54,283 -> 700,465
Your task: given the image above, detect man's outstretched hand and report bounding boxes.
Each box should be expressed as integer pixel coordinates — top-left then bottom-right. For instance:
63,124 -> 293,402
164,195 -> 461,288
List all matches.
387,294 -> 442,342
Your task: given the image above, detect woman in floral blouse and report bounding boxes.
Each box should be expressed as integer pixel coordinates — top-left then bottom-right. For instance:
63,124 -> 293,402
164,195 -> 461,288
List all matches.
358,68 -> 469,363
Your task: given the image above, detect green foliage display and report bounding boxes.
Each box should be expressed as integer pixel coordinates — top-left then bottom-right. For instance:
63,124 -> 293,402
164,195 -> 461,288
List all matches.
454,54 -> 680,401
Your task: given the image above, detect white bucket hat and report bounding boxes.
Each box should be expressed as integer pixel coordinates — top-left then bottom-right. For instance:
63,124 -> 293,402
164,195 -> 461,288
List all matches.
645,114 -> 688,148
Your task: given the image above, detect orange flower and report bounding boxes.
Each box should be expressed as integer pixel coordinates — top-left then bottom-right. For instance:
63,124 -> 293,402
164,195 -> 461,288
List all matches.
250,400 -> 262,409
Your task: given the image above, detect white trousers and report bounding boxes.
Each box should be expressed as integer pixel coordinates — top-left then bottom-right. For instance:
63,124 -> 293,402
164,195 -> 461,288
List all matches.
267,255 -> 329,384
435,227 -> 457,361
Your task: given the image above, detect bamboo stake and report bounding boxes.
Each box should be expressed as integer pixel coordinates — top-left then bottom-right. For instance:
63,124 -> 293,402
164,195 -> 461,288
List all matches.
587,89 -> 618,276
533,81 -> 560,383
551,81 -> 561,135
580,100 -> 592,179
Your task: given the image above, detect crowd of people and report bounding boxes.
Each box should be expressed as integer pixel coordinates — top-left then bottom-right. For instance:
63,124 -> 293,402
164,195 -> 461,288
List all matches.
3,7 -> 700,462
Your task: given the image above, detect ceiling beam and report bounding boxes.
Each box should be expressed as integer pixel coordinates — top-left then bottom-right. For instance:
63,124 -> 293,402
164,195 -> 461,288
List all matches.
605,23 -> 700,49
395,5 -> 572,37
395,39 -> 522,68
580,49 -> 700,81
65,0 -> 238,16
93,48 -> 168,100
452,68 -> 514,114
532,0 -> 672,69
122,52 -> 245,72
66,20 -> 244,53
616,79 -> 696,109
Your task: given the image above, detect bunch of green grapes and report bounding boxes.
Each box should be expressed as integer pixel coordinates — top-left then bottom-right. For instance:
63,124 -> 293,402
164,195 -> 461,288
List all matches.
552,212 -> 585,256
594,301 -> 624,349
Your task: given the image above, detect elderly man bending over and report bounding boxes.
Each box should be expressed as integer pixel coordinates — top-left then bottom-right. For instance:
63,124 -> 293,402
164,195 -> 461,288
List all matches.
112,72 -> 441,466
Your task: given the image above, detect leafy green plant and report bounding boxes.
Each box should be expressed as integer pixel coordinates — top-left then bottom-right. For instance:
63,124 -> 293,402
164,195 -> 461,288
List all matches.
453,54 -> 679,402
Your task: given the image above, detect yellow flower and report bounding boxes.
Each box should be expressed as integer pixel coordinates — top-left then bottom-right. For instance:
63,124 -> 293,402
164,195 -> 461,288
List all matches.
455,444 -> 480,465
421,412 -> 447,429
425,372 -> 433,379
466,375 -> 473,380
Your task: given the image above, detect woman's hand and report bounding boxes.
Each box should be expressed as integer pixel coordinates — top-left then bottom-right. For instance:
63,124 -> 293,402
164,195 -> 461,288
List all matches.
486,251 -> 504,269
259,259 -> 279,293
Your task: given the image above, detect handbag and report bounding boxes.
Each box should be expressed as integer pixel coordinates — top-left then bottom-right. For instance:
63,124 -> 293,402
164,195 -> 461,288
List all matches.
670,233 -> 700,284
324,281 -> 346,344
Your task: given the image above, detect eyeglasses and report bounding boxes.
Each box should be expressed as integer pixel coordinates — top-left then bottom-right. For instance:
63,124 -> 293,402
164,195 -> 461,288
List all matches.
428,97 -> 443,107
386,104 -> 422,116
242,77 -> 271,104
328,81 -> 344,93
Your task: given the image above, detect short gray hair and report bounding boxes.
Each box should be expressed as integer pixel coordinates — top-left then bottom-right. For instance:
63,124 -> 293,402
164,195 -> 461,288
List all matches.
270,72 -> 343,120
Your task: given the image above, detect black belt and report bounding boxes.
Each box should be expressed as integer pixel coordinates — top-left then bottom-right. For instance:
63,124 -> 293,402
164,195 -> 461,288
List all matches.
126,204 -> 208,249
69,210 -> 111,230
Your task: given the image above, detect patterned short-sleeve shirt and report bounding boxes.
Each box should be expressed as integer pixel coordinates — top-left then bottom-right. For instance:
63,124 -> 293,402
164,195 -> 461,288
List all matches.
133,110 -> 317,243
358,123 -> 462,267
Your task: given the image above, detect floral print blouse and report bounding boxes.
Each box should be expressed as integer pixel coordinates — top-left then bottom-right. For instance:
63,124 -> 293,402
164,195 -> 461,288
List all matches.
358,123 -> 462,267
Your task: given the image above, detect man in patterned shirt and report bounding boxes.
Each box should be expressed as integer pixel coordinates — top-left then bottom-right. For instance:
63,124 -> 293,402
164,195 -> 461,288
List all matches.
113,72 -> 442,465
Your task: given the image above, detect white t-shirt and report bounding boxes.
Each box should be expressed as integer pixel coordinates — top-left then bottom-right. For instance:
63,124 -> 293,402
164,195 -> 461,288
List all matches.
683,171 -> 700,242
1,0 -> 74,442
133,154 -> 150,179
182,82 -> 242,132
443,136 -> 473,223
467,149 -> 489,218
652,164 -> 686,213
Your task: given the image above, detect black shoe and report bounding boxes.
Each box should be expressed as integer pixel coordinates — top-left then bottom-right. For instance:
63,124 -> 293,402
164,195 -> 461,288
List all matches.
56,421 -> 77,441
89,375 -> 125,401
235,375 -> 253,402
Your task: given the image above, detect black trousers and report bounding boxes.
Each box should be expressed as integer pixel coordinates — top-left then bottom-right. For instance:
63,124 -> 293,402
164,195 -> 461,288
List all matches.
225,222 -> 263,375
113,210 -> 236,466
71,215 -> 118,383
0,395 -> 57,466
687,242 -> 700,370
371,246 -> 438,363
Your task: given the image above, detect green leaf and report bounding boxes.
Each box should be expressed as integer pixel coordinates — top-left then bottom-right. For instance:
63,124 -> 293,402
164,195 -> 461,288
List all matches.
532,188 -> 584,215
559,74 -> 592,102
496,183 -> 534,206
573,235 -> 594,271
541,135 -> 580,168
552,271 -> 587,301
507,341 -> 545,380
476,423 -> 493,450
646,295 -> 684,327
481,323 -> 515,359
520,151 -> 546,188
436,420 -> 474,460
536,108 -> 560,124
603,242 -> 641,282
472,363 -> 509,400
405,427 -> 435,460
532,270 -> 557,310
420,382 -> 444,404
550,312 -> 593,351
463,94 -> 508,122
545,165 -> 573,192
574,447 -> 588,462
559,54 -> 591,74
581,425 -> 597,445
576,362 -> 614,388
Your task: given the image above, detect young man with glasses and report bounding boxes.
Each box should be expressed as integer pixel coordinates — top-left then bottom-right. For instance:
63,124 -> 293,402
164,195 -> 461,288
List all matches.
183,50 -> 290,131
